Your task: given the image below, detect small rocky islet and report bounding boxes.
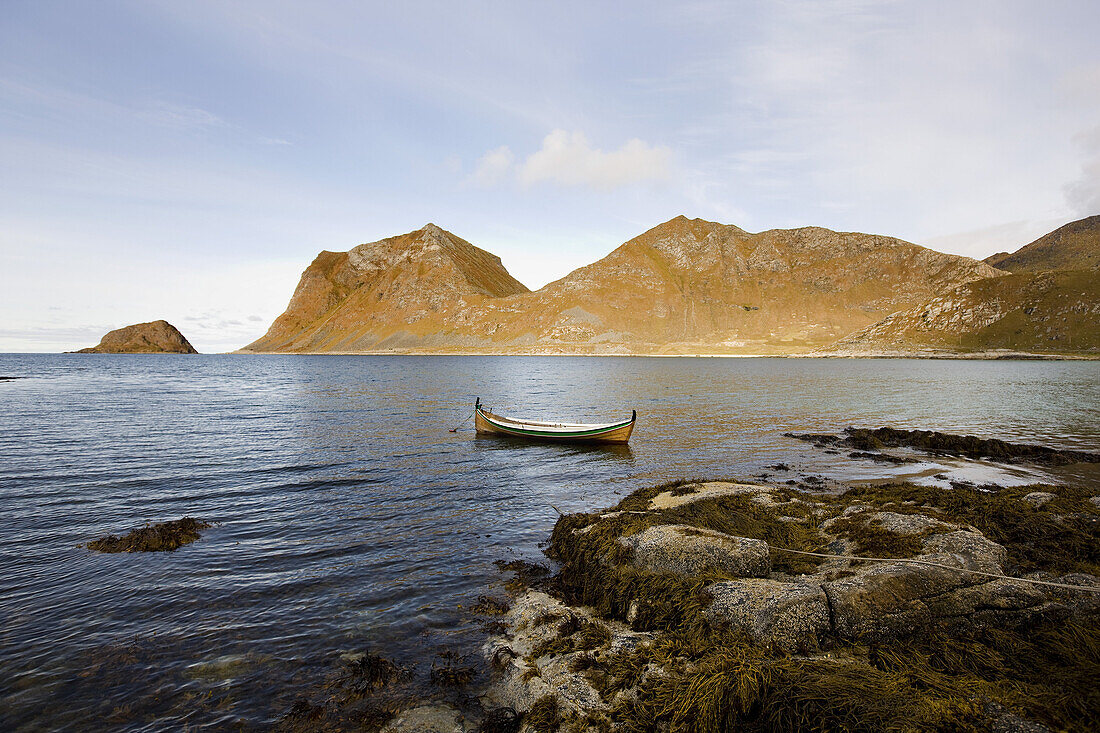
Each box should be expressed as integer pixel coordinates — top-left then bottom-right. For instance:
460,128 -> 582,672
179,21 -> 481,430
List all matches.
72,319 -> 198,354
478,477 -> 1100,733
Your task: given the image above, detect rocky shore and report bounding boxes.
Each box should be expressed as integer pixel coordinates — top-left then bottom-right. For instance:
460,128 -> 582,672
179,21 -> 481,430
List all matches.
480,479 -> 1100,732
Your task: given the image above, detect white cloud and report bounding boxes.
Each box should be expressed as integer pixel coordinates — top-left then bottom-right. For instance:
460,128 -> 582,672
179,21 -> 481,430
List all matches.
518,130 -> 671,189
142,101 -> 225,129
1064,126 -> 1100,216
469,131 -> 673,191
468,145 -> 515,187
923,219 -> 1065,261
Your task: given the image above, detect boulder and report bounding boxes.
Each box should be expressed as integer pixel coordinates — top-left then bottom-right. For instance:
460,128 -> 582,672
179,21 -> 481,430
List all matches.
705,579 -> 830,652
646,481 -> 771,510
1022,491 -> 1056,508
823,560 -> 978,640
620,525 -> 770,578
481,591 -> 610,720
867,511 -> 955,535
823,532 -> 1027,641
921,530 -> 1007,574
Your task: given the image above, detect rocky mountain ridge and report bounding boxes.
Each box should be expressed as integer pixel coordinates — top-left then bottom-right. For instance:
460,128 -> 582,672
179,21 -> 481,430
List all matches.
829,215 -> 1099,356
243,216 -> 1008,355
985,214 -> 1100,273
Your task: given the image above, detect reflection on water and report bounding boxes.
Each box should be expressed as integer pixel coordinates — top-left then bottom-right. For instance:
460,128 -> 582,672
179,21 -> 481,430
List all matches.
0,354 -> 1097,730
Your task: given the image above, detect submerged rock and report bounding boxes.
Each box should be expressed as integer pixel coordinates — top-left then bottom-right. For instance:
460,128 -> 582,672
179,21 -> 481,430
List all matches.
87,517 -> 211,552
791,426 -> 1100,465
380,704 -> 470,733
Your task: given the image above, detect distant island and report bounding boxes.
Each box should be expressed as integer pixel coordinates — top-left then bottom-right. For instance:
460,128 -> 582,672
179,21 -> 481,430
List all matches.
74,320 -> 198,354
238,215 -> 1098,357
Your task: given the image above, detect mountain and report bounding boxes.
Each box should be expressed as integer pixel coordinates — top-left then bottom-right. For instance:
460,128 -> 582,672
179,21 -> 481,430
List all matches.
472,216 -> 1003,353
984,215 -> 1100,273
826,269 -> 1099,355
75,320 -> 198,353
828,216 -> 1100,356
243,217 -> 1003,354
244,224 -> 529,352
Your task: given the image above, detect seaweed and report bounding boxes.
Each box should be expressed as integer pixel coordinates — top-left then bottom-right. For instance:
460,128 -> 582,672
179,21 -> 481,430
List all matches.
524,694 -> 562,732
532,477 -> 1100,732
531,617 -> 612,658
477,707 -> 522,733
606,617 -> 1100,733
840,482 -> 1100,574
827,512 -> 927,558
471,595 -> 510,615
87,517 -> 211,552
495,558 -> 551,594
789,426 -> 1100,465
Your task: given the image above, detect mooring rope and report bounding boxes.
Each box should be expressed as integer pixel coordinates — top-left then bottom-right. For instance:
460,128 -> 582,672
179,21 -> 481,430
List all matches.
770,546 -> 1100,593
448,412 -> 473,433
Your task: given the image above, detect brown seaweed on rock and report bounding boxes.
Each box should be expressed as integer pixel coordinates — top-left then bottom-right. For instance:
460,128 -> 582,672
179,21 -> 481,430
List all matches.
788,427 -> 1100,465
516,478 -> 1100,732
87,517 -> 212,552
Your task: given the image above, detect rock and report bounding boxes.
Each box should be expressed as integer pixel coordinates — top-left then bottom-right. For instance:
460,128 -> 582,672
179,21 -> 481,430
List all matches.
705,579 -> 830,652
380,704 -> 470,733
1090,496 -> 1100,509
921,530 -> 1007,574
1022,491 -> 1056,508
185,654 -> 252,680
823,531 -> 1024,641
823,560 -> 979,640
647,481 -> 770,510
620,524 -> 770,578
73,320 -> 198,354
985,702 -> 1053,732
481,591 -> 609,719
867,511 -> 955,535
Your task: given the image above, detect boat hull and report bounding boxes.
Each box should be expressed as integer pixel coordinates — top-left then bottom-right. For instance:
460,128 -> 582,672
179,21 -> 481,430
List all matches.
474,403 -> 635,444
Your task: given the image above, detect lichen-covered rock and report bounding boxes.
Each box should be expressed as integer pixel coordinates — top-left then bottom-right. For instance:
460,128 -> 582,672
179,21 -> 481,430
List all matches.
823,560 -> 979,640
1022,491 -> 1056,508
921,530 -> 1008,574
380,704 -> 471,733
481,591 -> 614,721
821,530 -> 1029,642
705,578 -> 830,651
620,524 -> 770,578
867,511 -> 955,535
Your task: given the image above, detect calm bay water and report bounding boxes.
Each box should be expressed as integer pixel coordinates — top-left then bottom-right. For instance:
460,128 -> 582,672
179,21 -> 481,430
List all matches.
1,354 -> 1098,730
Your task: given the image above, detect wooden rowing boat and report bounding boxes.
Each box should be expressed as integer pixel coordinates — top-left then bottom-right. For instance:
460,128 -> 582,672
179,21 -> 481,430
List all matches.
474,398 -> 636,444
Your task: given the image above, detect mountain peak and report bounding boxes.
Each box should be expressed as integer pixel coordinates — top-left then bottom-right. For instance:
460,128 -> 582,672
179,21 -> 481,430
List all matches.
985,214 -> 1100,273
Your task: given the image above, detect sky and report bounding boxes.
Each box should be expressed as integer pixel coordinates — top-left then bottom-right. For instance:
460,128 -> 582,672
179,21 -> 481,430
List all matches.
2,0 -> 1098,352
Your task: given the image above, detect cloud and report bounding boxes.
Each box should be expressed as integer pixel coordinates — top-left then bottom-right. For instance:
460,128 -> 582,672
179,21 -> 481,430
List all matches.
142,101 -> 226,129
468,145 -> 515,187
923,218 -> 1065,261
1064,126 -> 1100,216
518,130 -> 671,189
470,131 -> 672,190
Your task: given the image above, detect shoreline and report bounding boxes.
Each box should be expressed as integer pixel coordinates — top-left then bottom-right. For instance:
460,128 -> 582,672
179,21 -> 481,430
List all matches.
228,349 -> 1100,360
477,473 -> 1100,732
